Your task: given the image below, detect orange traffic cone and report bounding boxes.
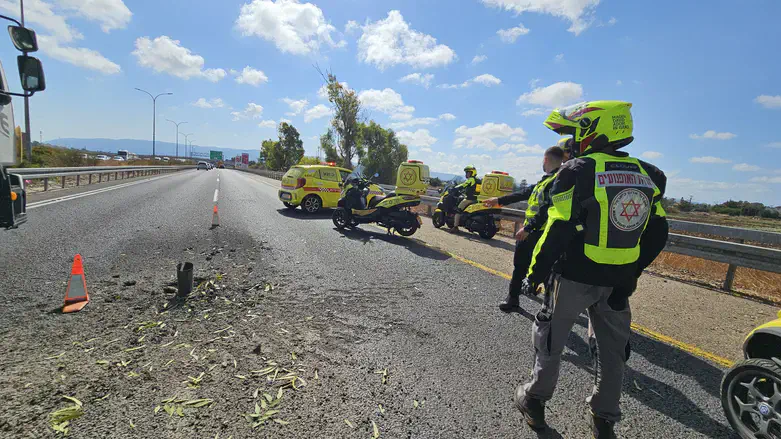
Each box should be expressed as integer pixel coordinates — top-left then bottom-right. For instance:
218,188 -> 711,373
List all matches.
63,254 -> 89,313
211,204 -> 220,228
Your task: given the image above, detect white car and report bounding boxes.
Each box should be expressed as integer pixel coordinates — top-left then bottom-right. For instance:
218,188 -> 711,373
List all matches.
96,155 -> 110,160
113,156 -> 125,161
162,157 -> 170,162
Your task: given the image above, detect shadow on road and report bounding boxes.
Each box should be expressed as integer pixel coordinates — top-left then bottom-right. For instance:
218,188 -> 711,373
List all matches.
276,208 -> 333,220
335,227 -> 451,261
449,229 -> 518,252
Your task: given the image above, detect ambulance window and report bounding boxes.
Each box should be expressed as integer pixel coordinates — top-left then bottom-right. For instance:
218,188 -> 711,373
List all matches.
339,170 -> 350,181
320,168 -> 338,182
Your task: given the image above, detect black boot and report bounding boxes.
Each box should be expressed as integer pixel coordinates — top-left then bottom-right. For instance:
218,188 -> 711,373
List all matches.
514,385 -> 546,430
498,292 -> 520,312
591,415 -> 617,439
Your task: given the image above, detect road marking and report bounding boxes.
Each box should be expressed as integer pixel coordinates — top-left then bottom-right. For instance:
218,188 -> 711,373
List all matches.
387,230 -> 738,368
27,173 -> 182,209
213,189 -> 219,203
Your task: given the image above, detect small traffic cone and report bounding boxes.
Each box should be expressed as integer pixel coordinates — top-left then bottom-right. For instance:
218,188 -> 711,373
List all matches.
63,254 -> 89,313
211,204 -> 220,228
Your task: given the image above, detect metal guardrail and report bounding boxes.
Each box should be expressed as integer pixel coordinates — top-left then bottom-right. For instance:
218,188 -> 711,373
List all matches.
11,165 -> 191,191
243,167 -> 781,290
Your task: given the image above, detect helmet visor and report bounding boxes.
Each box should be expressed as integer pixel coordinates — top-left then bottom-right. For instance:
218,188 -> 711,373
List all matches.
557,102 -> 593,121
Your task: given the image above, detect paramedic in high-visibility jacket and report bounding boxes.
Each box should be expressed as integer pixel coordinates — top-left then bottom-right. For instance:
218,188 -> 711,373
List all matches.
513,101 -> 669,439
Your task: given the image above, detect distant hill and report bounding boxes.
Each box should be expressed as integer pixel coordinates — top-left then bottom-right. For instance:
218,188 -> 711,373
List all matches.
49,138 -> 258,160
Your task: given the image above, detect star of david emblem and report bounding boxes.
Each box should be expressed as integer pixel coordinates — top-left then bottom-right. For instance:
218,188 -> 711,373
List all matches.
620,199 -> 642,221
400,169 -> 416,185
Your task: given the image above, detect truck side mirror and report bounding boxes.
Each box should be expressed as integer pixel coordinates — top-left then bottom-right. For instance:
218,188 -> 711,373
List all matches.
17,56 -> 45,93
7,26 -> 38,52
0,94 -> 10,106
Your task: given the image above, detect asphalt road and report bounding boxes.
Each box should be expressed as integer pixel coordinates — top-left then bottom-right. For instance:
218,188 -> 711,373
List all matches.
0,169 -> 738,438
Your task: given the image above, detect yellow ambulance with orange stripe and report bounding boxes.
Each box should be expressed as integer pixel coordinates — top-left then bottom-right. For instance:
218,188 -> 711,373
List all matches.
278,163 -> 382,213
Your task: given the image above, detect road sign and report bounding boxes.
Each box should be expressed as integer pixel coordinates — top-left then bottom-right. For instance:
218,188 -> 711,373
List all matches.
241,153 -> 249,164
210,150 -> 223,161
192,152 -> 208,158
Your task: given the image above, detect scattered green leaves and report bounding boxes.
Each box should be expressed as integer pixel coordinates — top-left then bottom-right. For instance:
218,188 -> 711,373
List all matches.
372,420 -> 380,438
344,419 -> 355,429
374,368 -> 389,384
46,352 -> 65,360
49,396 -> 84,436
186,372 -> 206,389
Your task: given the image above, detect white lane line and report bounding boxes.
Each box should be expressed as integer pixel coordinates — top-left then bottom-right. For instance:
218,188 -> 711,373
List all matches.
213,189 -> 219,203
27,172 -> 184,210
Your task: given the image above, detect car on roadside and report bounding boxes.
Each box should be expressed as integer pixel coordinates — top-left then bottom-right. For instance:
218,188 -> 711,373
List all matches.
96,155 -> 110,161
197,161 -> 209,170
278,163 -> 382,214
112,156 -> 124,161
163,157 -> 170,162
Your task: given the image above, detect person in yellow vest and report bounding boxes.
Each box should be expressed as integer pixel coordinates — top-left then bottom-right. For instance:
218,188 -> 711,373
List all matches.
513,101 -> 668,439
483,143 -> 567,311
450,165 -> 481,232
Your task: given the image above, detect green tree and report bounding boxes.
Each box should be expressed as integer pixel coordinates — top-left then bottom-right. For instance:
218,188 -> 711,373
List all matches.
277,122 -> 305,169
298,156 -> 320,165
260,139 -> 283,170
320,129 -> 339,163
323,72 -> 362,169
429,177 -> 443,187
358,121 -> 409,185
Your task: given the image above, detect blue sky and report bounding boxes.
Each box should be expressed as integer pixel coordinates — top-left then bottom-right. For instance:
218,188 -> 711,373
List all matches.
1,0 -> 780,204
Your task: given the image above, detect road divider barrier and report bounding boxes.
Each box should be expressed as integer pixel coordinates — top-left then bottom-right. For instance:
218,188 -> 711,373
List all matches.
63,254 -> 89,313
11,165 -> 192,192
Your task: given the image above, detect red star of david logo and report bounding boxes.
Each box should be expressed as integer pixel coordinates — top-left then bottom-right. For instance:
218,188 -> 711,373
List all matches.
484,182 -> 495,193
620,199 -> 642,221
401,169 -> 416,185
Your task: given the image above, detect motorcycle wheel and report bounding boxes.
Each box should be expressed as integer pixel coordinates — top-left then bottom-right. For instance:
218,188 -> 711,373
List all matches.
332,208 -> 349,230
432,211 -> 445,228
396,223 -> 418,237
479,222 -> 498,239
721,358 -> 781,439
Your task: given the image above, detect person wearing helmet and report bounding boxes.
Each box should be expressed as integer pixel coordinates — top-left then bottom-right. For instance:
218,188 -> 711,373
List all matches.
513,101 -> 669,439
484,143 -> 567,311
450,165 -> 481,232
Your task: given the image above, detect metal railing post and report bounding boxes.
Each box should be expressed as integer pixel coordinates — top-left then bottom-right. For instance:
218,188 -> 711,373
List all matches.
61,176 -> 66,189
76,175 -> 80,186
43,177 -> 48,191
723,238 -> 744,291
88,174 -> 92,184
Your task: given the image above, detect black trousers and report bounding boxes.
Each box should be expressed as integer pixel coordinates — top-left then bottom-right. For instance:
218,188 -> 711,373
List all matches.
509,230 -> 543,296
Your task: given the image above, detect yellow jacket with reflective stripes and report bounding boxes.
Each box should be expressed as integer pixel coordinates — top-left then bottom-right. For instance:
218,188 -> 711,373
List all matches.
526,150 -> 668,288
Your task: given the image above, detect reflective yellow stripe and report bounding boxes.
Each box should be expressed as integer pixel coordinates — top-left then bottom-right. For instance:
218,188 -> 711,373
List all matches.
584,243 -> 640,265
654,200 -> 667,217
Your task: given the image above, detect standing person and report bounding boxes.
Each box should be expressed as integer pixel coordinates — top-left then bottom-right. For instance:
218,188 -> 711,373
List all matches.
450,165 -> 481,232
514,101 -> 668,439
483,142 -> 567,311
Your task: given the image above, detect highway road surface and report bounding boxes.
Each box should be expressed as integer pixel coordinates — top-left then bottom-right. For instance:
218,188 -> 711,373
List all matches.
0,169 -> 741,438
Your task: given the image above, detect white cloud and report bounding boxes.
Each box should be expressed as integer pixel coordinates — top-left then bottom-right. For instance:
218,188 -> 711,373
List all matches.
439,74 -> 502,89
344,19 -> 360,34
397,129 -> 437,147
439,113 -> 456,121
733,163 -> 761,172
358,88 -> 414,115
279,118 -> 293,124
37,34 -> 120,74
521,108 -> 548,117
389,117 -> 438,130
259,120 -> 278,128
0,0 -> 81,42
766,142 -> 781,149
390,113 -> 413,121
234,66 -> 269,86
554,53 -> 564,62
235,0 -> 345,55
689,130 -> 737,140
516,81 -> 583,108
750,176 -> 781,184
640,151 -> 663,159
471,55 -> 487,65
281,98 -> 309,116
231,103 -> 264,121
192,97 -> 226,109
357,10 -> 456,70
497,23 -> 530,42
399,72 -> 434,88
607,17 -> 617,25
58,0 -> 132,33
616,80 -> 623,86
454,122 -> 527,151
755,95 -> 781,109
689,156 -> 732,164
667,177 -> 768,201
481,0 -> 601,35
304,104 -> 331,123
132,36 -> 226,81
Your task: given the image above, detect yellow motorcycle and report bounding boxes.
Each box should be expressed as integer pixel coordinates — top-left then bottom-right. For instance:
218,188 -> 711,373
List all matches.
721,310 -> 781,438
332,160 -> 430,237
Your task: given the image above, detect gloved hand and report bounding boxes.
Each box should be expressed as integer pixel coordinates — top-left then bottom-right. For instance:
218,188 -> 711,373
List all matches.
520,278 -> 543,297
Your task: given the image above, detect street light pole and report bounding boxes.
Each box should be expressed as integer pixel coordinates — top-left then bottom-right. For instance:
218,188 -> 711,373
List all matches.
180,133 -> 193,157
166,119 -> 187,158
135,88 -> 172,157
